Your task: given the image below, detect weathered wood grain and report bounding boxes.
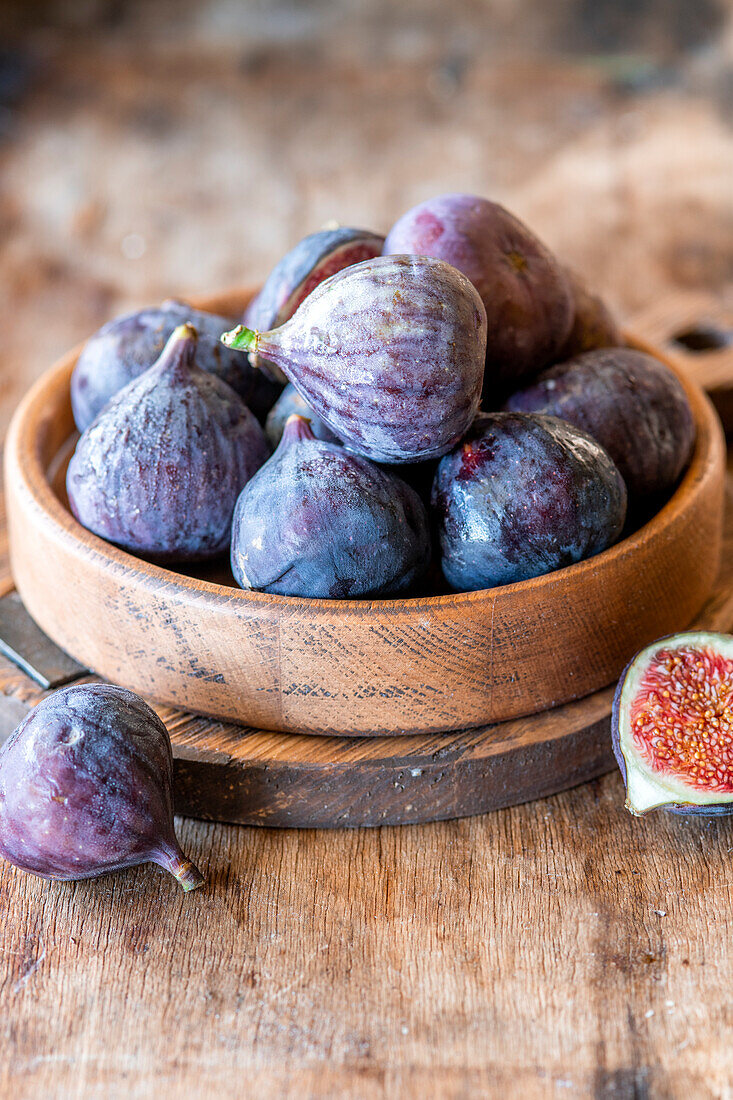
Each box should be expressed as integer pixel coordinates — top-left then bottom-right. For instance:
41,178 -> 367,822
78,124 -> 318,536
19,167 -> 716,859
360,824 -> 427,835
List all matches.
4,290 -> 727,737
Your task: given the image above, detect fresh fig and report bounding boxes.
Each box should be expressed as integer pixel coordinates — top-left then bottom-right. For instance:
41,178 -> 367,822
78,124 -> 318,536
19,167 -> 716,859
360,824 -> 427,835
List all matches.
612,631 -> 733,815
265,383 -> 340,448
432,411 -> 627,591
0,683 -> 204,890
556,268 -> 623,360
504,348 -> 696,499
71,299 -> 282,432
67,323 -> 269,561
383,194 -> 573,391
231,415 -> 431,598
223,255 -> 487,464
244,227 -> 385,382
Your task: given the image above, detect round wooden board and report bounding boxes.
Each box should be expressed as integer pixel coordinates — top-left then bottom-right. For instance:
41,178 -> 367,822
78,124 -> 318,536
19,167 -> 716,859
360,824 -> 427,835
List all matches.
0,453 -> 731,826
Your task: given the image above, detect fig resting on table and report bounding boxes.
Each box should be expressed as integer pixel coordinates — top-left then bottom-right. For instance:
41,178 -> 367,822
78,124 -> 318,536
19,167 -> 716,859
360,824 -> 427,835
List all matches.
67,323 -> 268,561
0,683 -> 204,891
223,254 -> 487,464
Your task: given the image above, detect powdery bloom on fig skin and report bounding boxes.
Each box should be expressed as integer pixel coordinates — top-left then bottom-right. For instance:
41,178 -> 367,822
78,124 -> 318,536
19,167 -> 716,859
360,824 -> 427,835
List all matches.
231,415 -> 431,599
67,324 -> 269,562
224,255 -> 487,465
0,684 -> 204,891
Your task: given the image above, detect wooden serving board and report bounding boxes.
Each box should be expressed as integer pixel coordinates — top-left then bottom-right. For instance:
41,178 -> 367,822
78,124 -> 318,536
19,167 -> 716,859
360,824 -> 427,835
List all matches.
0,455 -> 731,828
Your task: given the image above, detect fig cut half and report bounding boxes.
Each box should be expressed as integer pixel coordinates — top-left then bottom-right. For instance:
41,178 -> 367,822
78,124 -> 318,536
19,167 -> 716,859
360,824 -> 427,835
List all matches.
612,631 -> 733,816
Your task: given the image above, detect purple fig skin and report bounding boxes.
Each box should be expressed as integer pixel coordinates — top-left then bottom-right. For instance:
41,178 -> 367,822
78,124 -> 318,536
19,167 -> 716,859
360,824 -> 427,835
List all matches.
383,194 -> 573,391
71,300 -> 282,432
504,348 -> 696,500
0,684 -> 204,890
67,324 -> 269,562
432,411 -> 627,591
244,227 -> 385,383
223,255 -> 487,465
611,632 -> 733,816
231,415 -> 431,598
265,383 -> 340,448
555,268 -> 623,361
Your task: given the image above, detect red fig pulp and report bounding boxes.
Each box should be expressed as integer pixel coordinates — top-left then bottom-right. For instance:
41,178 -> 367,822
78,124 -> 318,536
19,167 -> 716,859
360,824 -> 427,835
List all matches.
0,684 -> 204,890
612,631 -> 733,815
223,255 -> 487,464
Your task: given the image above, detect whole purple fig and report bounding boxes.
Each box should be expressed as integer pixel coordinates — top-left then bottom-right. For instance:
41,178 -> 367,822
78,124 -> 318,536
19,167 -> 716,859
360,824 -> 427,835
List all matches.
265,383 -> 340,448
383,194 -> 573,392
556,268 -> 622,360
223,255 -> 487,464
0,683 -> 204,890
244,227 -> 385,382
67,323 -> 269,561
504,348 -> 695,499
71,299 -> 282,432
432,411 -> 627,591
231,415 -> 431,598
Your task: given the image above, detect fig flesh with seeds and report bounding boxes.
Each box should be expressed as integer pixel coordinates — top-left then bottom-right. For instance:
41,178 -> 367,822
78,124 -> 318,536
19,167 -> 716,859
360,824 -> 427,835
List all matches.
0,683 -> 204,890
67,323 -> 269,562
244,227 -> 385,382
504,348 -> 696,500
223,255 -> 487,464
265,383 -> 340,448
432,411 -> 627,591
612,631 -> 733,816
383,193 -> 573,393
231,415 -> 431,598
71,300 -> 281,432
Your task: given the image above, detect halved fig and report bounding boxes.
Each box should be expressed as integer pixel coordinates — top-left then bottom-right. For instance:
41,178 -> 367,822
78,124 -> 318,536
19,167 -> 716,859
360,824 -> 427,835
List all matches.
612,631 -> 733,815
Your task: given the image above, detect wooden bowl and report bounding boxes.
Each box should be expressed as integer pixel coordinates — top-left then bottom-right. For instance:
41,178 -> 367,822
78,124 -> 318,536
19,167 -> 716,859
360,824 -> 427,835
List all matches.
4,289 -> 726,736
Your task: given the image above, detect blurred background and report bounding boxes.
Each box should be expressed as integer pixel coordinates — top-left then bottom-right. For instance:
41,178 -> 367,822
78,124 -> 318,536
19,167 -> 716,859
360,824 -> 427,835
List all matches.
0,0 -> 731,433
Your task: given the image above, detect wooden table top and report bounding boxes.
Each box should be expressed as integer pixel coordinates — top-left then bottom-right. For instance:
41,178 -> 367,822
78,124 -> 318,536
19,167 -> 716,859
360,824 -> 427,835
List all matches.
2,4 -> 733,1097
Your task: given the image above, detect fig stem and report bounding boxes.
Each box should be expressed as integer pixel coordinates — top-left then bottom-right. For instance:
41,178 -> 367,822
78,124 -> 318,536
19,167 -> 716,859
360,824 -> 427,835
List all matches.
221,325 -> 259,354
171,322 -> 198,344
157,846 -> 205,892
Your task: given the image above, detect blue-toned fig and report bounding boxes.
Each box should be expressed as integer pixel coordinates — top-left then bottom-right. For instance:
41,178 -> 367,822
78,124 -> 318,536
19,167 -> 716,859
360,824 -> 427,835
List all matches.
244,227 -> 385,382
612,631 -> 733,816
504,348 -> 695,499
223,255 -> 487,464
265,383 -> 340,448
67,323 -> 268,561
383,194 -> 573,391
71,299 -> 281,432
0,683 -> 204,890
231,415 -> 431,598
432,411 -> 627,591
556,268 -> 622,360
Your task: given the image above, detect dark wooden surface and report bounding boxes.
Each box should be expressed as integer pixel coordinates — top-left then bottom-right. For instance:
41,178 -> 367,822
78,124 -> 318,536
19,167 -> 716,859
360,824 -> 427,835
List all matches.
1,3 -> 733,1097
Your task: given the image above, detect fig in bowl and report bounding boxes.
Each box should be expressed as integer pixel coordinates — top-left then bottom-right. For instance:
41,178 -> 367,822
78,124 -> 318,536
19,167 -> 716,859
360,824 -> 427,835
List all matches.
67,323 -> 269,561
71,298 -> 281,432
383,193 -> 573,394
432,411 -> 627,591
231,415 -> 431,598
223,255 -> 487,464
244,226 -> 385,383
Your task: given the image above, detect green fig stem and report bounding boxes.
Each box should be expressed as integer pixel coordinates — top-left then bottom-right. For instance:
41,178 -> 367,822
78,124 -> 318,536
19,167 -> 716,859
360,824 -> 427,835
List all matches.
157,846 -> 205,892
221,324 -> 260,354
